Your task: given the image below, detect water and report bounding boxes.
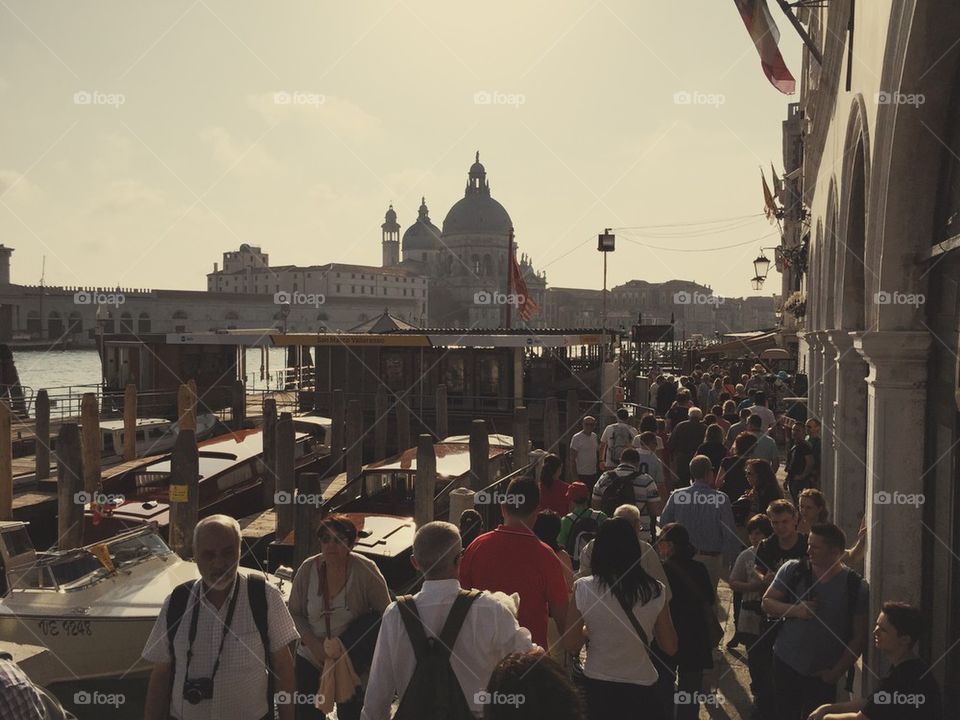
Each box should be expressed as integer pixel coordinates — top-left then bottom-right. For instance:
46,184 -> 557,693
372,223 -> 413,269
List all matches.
12,347 -> 292,396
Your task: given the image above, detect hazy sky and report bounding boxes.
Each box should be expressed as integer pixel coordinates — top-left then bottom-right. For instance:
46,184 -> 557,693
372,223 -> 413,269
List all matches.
0,1 -> 802,299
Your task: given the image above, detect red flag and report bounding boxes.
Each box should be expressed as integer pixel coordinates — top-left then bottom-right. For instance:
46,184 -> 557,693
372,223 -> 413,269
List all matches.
733,0 -> 796,94
510,254 -> 541,321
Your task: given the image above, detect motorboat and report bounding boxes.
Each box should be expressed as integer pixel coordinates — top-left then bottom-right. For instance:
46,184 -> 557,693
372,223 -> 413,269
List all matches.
98,413 -> 219,462
0,521 -> 290,684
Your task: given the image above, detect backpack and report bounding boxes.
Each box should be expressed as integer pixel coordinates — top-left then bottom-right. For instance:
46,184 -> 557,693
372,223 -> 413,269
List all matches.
608,423 -> 633,466
598,469 -> 641,517
394,589 -> 481,720
564,509 -> 602,570
166,575 -> 272,714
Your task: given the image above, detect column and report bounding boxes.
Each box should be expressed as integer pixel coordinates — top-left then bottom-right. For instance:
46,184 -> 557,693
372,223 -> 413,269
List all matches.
801,330 -> 823,421
826,329 -> 869,542
818,332 -> 839,503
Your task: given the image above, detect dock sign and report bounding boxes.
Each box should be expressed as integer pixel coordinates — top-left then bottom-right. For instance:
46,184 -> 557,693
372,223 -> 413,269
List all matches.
169,484 -> 189,503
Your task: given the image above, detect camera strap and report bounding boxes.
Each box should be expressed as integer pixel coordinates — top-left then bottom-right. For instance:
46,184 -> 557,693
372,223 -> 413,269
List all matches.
185,578 -> 242,683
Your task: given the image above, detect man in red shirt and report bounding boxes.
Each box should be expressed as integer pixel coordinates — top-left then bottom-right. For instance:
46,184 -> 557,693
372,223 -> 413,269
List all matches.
460,476 -> 569,647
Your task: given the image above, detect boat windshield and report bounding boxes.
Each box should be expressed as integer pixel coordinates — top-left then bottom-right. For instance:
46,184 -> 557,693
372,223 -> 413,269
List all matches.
11,529 -> 173,591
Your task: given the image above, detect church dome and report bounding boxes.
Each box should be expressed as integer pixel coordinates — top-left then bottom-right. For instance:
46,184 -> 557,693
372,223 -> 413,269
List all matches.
442,152 -> 512,237
402,197 -> 442,252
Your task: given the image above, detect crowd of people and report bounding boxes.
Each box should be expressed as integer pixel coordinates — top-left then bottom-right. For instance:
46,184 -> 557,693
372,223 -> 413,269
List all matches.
0,366 -> 942,720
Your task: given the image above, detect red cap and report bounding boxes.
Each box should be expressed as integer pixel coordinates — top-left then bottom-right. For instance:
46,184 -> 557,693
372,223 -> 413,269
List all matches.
567,482 -> 590,503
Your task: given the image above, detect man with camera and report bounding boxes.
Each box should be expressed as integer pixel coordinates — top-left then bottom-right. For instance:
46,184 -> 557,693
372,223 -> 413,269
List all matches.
143,515 -> 299,720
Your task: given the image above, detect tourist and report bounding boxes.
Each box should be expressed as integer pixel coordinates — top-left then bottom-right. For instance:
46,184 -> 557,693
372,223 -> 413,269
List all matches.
711,404 -> 731,434
710,378 -> 724,408
723,375 -> 738,399
598,408 -> 638,471
785,422 -> 815,504
665,389 -> 692,431
668,406 -> 706,486
143,515 -> 299,720
638,413 -> 664,450
656,375 -> 678,417
747,414 -> 781,474
797,487 -> 829,534
484,653 -> 584,720
568,416 -> 599,489
0,652 -> 44,720
632,430 -> 668,500
361,522 -> 536,720
740,458 -> 783,520
809,602 -> 943,720
654,523 -> 716,720
805,418 -> 822,487
726,408 -> 752,448
460,508 -> 485,549
460,476 -> 569,649
738,388 -> 758,411
721,399 -> 741,428
289,514 -> 391,720
591,446 -> 662,542
718,432 -> 758,513
537,453 -> 570,516
750,391 -> 777,433
564,517 -> 677,720
762,523 -> 870,720
649,375 -> 663,409
697,373 -> 712,411
532,511 -> 575,589
726,513 -> 773,656
659,455 -> 741,594
695,422 -> 727,473
557,481 -> 606,571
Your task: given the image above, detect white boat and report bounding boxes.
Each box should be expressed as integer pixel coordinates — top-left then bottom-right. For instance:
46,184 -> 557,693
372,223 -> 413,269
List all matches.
0,521 -> 290,684
98,412 -> 219,462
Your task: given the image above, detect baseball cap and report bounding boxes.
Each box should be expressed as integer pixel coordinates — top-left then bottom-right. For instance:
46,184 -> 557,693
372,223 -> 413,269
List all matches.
567,482 -> 590,503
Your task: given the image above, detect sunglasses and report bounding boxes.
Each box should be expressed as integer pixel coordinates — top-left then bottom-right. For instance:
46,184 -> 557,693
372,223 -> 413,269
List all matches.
319,533 -> 349,544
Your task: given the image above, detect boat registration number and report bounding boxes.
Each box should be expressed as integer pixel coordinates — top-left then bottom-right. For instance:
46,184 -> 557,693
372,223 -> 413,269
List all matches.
37,619 -> 93,637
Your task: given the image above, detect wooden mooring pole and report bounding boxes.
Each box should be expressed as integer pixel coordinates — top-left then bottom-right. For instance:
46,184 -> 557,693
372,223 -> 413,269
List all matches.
275,412 -> 295,540
415,434 -> 436,528
0,402 -> 11,520
56,424 -> 84,550
35,390 -> 50,481
168,429 -> 199,559
346,400 -> 362,482
330,390 -> 345,476
80,393 -> 100,496
123,384 -> 137,461
262,398 -> 278,508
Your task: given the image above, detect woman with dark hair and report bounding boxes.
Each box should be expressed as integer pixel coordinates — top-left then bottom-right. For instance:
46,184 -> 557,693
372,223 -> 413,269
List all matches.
537,453 -> 570,516
564,518 -> 678,720
533,510 -> 574,588
289,514 -> 391,720
718,431 -> 758,515
459,508 -> 485,549
695,423 -> 727,473
741,458 -> 783,517
654,523 -> 716,720
485,653 -> 585,720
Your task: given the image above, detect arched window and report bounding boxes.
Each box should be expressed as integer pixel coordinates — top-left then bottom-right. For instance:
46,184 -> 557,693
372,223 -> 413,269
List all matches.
102,312 -> 115,334
47,311 -> 64,338
120,312 -> 134,333
138,312 -> 151,333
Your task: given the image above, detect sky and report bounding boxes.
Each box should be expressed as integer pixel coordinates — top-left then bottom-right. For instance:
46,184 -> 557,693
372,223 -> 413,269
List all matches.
0,0 -> 802,299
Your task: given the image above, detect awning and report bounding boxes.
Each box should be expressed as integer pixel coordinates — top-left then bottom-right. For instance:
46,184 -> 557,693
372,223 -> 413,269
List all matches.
698,330 -> 779,357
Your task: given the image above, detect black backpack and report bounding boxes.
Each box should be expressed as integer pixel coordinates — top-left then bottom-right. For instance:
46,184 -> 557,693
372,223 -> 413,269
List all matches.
563,509 -> 602,570
598,469 -> 641,517
394,589 -> 481,720
166,575 -> 273,714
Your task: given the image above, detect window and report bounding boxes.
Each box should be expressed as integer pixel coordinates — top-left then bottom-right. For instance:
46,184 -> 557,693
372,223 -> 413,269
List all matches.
351,286 -> 355,293
336,284 -> 341,293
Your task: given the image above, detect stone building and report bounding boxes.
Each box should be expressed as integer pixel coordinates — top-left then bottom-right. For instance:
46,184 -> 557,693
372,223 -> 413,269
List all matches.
793,0 -> 960,705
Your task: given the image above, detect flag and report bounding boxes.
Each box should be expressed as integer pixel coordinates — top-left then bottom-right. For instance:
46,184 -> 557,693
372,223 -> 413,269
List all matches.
510,252 -> 541,321
761,169 -> 779,222
733,0 -> 796,94
770,162 -> 783,198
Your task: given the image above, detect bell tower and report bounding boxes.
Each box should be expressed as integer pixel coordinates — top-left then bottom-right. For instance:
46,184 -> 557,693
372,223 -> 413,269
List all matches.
381,204 -> 400,267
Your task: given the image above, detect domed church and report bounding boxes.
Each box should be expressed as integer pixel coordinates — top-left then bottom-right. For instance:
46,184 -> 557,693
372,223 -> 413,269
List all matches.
381,153 -> 546,328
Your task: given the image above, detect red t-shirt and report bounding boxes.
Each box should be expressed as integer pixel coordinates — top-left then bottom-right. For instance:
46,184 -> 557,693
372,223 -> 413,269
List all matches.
459,525 -> 569,647
538,480 -> 570,516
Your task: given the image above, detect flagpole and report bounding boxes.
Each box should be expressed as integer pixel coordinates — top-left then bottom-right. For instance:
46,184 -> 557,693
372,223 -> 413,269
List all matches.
505,227 -> 514,329
774,0 -> 823,65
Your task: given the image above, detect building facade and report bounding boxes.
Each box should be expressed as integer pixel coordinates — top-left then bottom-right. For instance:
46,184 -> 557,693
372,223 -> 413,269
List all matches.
794,0 -> 960,706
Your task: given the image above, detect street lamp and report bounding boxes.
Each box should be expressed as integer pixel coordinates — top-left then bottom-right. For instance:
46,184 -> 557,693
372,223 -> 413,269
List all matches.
598,229 -> 615,330
750,276 -> 765,291
753,252 -> 771,280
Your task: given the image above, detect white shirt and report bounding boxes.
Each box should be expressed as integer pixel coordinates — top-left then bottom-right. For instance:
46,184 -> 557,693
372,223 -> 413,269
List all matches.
569,431 -> 599,474
750,405 -> 776,432
629,444 -> 664,488
574,576 -> 666,685
577,538 -> 671,603
142,574 -> 300,720
730,546 -> 762,636
599,422 -> 638,467
360,579 -> 534,720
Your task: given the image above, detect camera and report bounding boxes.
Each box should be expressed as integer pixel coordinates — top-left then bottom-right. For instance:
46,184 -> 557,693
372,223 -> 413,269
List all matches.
183,678 -> 214,704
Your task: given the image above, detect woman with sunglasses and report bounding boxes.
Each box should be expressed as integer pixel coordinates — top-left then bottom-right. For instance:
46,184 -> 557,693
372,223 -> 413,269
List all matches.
289,514 -> 391,720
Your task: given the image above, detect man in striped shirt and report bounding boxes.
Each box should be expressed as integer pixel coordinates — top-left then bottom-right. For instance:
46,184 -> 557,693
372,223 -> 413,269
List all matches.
591,447 -> 662,542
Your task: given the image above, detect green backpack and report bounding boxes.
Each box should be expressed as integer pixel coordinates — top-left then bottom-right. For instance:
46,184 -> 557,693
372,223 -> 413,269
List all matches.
394,589 -> 481,720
